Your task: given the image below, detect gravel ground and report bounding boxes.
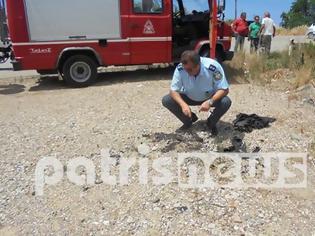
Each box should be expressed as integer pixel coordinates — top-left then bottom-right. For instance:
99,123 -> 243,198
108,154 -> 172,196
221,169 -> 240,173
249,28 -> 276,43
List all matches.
0,68 -> 315,235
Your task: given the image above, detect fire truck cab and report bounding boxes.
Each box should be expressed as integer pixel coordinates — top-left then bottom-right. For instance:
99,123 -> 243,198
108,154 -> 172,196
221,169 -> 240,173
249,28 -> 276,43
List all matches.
7,0 -> 233,87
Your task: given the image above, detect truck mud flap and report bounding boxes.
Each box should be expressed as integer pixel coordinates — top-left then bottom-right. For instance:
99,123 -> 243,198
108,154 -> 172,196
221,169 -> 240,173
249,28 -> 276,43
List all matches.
225,51 -> 234,61
11,60 -> 22,71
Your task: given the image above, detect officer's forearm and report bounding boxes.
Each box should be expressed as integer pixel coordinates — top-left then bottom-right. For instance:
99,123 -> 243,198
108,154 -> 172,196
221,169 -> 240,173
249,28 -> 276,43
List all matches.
211,89 -> 229,102
170,90 -> 187,108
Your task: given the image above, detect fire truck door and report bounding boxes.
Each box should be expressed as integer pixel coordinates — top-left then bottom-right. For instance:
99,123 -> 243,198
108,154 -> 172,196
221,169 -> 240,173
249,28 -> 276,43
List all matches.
128,0 -> 172,64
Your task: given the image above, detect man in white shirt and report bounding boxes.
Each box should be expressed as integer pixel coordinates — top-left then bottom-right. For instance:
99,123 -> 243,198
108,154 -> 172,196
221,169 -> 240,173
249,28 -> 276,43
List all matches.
259,12 -> 276,54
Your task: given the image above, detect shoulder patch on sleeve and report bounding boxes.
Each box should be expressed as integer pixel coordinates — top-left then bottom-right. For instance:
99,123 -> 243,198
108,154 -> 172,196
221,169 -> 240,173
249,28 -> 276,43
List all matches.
213,70 -> 223,81
208,64 -> 217,72
177,63 -> 183,71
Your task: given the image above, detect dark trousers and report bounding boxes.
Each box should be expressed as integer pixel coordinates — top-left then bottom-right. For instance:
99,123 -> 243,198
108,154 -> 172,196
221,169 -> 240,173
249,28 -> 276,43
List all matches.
250,38 -> 259,53
162,94 -> 232,127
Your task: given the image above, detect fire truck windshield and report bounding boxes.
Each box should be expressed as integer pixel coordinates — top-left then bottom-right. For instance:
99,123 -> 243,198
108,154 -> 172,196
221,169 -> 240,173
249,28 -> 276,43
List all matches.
181,0 -> 209,15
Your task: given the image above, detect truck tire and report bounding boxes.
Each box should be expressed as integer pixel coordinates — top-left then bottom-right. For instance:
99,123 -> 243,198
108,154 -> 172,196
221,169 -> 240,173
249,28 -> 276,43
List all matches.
62,55 -> 97,87
199,47 -> 210,58
199,47 -> 224,64
215,49 -> 224,64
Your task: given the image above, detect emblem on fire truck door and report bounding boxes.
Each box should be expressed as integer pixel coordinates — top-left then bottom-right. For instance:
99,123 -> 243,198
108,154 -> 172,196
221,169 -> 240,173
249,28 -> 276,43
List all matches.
143,20 -> 155,34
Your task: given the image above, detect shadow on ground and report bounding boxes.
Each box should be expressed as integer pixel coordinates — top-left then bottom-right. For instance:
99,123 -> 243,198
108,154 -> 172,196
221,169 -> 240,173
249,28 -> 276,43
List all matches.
0,67 -> 13,71
0,84 -> 25,95
96,67 -> 173,86
146,121 -> 246,153
28,67 -> 174,92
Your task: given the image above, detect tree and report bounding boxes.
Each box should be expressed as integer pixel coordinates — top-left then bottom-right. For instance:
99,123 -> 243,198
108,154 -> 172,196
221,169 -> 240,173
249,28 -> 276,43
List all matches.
281,0 -> 315,28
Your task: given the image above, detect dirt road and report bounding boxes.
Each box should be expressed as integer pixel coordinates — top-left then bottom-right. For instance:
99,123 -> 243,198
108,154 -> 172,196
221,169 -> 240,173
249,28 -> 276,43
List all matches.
0,68 -> 315,235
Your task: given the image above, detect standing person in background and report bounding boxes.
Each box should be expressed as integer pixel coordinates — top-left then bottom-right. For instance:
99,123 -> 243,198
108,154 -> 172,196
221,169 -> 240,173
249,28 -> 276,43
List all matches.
248,16 -> 261,53
231,12 -> 249,53
259,11 -> 276,54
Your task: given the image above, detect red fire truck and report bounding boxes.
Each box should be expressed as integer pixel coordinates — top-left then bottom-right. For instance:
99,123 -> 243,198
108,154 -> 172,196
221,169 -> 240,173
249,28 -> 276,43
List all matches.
7,0 -> 233,87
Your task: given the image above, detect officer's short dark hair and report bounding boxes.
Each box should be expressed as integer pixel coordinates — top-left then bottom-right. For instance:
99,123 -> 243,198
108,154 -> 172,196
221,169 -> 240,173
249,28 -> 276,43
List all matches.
180,50 -> 200,66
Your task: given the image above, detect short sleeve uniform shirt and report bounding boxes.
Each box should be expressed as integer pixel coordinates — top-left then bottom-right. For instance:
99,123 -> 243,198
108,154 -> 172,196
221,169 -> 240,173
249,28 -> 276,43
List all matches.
171,57 -> 229,102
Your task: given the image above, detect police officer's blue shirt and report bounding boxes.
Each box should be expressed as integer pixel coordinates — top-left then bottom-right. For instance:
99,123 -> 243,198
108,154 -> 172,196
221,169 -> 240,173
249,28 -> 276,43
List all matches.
171,57 -> 229,102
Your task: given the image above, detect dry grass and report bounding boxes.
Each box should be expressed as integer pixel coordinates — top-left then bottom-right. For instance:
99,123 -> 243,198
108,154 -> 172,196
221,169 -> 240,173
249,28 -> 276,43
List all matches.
277,25 -> 308,36
222,52 -> 246,83
224,42 -> 315,89
245,53 -> 264,81
292,66 -> 313,88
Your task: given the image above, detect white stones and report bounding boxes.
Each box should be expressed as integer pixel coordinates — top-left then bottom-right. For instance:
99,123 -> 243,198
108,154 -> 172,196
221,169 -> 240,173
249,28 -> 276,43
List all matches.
137,143 -> 151,156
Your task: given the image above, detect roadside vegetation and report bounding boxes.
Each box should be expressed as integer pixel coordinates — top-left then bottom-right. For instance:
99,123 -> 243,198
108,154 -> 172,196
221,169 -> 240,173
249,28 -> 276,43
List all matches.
224,42 -> 315,89
277,25 -> 308,36
280,0 -> 315,29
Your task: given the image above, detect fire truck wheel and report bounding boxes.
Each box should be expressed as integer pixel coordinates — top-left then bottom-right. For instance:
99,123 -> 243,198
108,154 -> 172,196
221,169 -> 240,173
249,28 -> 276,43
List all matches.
62,55 -> 97,87
215,51 -> 224,64
199,48 -> 210,58
200,47 -> 224,64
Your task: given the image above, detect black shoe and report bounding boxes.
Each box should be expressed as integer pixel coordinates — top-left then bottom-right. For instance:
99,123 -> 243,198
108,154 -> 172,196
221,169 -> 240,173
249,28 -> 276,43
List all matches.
207,121 -> 218,136
210,126 -> 218,136
176,113 -> 198,132
176,122 -> 192,132
191,112 -> 198,123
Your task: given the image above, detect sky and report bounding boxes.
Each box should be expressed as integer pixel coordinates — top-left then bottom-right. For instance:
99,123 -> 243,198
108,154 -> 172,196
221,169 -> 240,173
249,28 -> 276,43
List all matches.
0,0 -> 295,26
224,0 -> 294,25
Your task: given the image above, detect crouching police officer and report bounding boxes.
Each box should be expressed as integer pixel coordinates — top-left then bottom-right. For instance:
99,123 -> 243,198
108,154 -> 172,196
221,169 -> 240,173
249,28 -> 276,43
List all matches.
162,50 -> 232,135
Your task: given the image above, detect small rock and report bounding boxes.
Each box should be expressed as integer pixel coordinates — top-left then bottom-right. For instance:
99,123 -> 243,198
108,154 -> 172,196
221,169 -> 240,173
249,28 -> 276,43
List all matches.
176,206 -> 188,213
69,122 -> 76,128
82,186 -> 90,192
126,216 -> 134,223
103,220 -> 110,225
137,143 -> 151,156
95,179 -> 103,185
208,223 -> 216,229
252,146 -> 261,153
232,213 -> 242,223
303,98 -> 315,106
290,134 -> 301,141
152,198 -> 160,204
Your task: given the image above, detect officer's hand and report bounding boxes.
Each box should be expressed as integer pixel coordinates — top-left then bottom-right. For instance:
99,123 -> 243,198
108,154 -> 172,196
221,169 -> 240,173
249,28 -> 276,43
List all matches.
181,104 -> 191,118
199,101 -> 211,112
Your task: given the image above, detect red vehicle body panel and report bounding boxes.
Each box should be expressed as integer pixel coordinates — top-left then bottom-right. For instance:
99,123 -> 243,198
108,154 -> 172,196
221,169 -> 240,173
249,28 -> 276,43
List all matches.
7,0 -> 231,71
